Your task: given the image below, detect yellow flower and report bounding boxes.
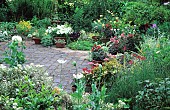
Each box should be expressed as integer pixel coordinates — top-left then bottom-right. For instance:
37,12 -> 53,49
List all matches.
115,17 -> 119,20
156,44 -> 160,48
53,87 -> 61,94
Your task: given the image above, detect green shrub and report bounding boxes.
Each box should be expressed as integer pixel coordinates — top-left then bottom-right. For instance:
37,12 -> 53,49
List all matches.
6,0 -> 54,21
122,2 -> 170,25
41,34 -> 53,47
135,79 -> 170,110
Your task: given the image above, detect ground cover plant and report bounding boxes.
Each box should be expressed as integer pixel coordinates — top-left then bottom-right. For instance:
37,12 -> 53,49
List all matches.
67,40 -> 93,51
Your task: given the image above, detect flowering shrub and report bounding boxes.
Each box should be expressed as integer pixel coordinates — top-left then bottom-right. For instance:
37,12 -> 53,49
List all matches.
83,59 -> 122,87
47,23 -> 73,37
107,27 -> 141,55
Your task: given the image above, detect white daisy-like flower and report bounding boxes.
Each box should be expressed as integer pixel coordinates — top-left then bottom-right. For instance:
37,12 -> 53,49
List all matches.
57,59 -> 67,64
0,64 -> 6,69
73,73 -> 84,79
12,35 -> 22,42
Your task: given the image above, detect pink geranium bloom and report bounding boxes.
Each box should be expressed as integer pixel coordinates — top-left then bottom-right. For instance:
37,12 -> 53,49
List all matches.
121,33 -> 125,38
108,54 -> 116,58
104,58 -> 109,62
129,60 -> 133,65
88,62 -> 94,65
110,37 -> 115,42
123,46 -> 126,51
114,40 -> 119,44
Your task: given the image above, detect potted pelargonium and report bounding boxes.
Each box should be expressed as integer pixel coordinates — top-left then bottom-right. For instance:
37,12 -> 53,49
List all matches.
91,44 -> 108,64
46,23 -> 73,43
54,39 -> 66,48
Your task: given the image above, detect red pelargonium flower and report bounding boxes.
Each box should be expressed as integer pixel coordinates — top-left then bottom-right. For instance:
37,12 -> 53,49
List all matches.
140,56 -> 146,60
132,53 -> 146,60
129,60 -> 133,65
105,23 -> 112,29
128,34 -> 134,38
91,44 -> 101,51
82,68 -> 92,74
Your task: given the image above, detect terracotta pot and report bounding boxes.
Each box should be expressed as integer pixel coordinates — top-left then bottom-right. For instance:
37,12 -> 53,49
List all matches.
32,37 -> 41,44
54,37 -> 67,44
56,43 -> 65,48
92,36 -> 99,41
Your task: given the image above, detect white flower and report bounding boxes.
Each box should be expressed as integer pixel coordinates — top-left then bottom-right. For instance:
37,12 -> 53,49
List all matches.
57,59 -> 67,64
118,100 -> 126,108
156,51 -> 160,54
27,34 -> 32,38
0,64 -> 6,69
164,2 -> 170,5
12,35 -> 22,42
73,73 -> 84,79
3,31 -> 8,36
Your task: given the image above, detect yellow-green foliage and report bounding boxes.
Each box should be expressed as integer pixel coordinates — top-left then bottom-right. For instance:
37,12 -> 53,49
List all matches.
16,20 -> 32,35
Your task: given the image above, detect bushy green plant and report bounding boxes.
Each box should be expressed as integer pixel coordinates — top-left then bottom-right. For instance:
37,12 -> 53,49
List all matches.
0,63 -> 54,109
6,0 -> 54,21
135,79 -> 170,110
91,44 -> 108,61
41,34 -> 53,47
31,16 -> 51,28
67,40 -> 93,50
3,39 -> 26,67
122,1 -> 170,26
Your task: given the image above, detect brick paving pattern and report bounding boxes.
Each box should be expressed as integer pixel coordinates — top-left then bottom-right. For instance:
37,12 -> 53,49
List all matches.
0,41 -> 90,92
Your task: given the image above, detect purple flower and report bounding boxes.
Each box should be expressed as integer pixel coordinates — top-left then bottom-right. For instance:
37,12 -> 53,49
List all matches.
152,24 -> 157,28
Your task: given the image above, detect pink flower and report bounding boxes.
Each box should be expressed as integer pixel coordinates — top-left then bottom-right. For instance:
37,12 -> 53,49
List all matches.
129,60 -> 133,65
88,62 -> 94,65
114,40 -> 119,44
121,33 -> 125,38
123,46 -> 126,51
104,58 -> 109,62
110,37 -> 115,42
108,54 -> 116,58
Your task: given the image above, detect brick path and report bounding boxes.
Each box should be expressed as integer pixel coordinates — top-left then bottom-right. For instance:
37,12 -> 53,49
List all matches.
0,41 -> 90,92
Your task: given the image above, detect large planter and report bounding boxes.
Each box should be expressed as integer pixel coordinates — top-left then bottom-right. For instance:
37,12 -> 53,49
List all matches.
55,43 -> 65,48
32,37 -> 41,44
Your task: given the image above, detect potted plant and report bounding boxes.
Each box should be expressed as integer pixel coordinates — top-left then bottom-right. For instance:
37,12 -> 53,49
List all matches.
54,39 -> 66,48
91,44 -> 108,63
46,23 -> 73,43
32,28 -> 46,44
41,34 -> 53,47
